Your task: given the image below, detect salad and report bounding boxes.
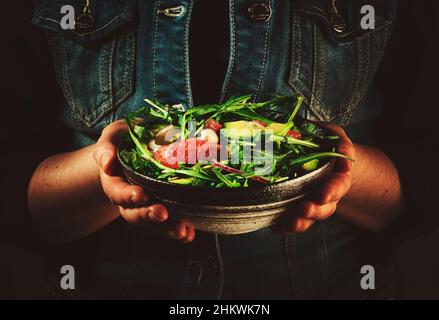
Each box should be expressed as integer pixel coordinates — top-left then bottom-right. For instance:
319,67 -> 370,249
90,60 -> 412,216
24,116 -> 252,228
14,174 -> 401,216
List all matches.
119,95 -> 352,188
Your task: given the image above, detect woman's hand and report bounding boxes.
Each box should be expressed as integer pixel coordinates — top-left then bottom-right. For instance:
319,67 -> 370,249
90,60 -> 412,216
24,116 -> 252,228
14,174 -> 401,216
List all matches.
273,122 -> 403,233
273,123 -> 355,233
93,120 -> 196,243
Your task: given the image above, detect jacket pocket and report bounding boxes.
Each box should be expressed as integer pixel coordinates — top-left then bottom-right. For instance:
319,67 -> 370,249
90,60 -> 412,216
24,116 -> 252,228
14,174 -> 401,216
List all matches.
32,0 -> 137,128
288,0 -> 395,122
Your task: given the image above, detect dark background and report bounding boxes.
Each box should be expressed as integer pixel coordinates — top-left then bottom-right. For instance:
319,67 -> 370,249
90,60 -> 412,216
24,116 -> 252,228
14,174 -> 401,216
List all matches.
1,1 -> 439,299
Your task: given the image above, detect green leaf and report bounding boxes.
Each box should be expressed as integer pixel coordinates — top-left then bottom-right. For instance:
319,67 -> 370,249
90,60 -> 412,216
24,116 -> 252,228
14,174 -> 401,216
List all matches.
272,134 -> 320,148
289,152 -> 354,166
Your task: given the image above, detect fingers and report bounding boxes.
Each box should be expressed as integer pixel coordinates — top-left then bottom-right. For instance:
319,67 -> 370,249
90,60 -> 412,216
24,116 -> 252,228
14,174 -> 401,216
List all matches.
314,121 -> 351,142
100,170 -> 149,207
297,200 -> 337,220
167,221 -> 196,243
314,172 -> 351,205
93,120 -> 128,175
335,139 -> 355,173
290,217 -> 315,233
272,216 -> 315,234
313,122 -> 355,173
95,121 -> 196,243
270,123 -> 354,235
183,224 -> 196,243
120,203 -> 196,243
271,195 -> 341,234
167,221 -> 187,239
121,204 -> 169,225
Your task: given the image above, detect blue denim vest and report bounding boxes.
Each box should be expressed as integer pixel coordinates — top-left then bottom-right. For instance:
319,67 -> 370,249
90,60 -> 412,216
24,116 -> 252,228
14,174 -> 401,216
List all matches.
32,0 -> 400,299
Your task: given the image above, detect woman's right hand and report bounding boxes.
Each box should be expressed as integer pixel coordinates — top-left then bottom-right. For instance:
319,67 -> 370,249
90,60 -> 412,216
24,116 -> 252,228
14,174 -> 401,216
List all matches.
93,120 -> 196,243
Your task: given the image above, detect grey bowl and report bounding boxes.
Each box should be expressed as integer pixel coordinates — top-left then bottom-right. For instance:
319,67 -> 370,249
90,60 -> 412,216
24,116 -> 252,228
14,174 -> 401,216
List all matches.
117,144 -> 334,234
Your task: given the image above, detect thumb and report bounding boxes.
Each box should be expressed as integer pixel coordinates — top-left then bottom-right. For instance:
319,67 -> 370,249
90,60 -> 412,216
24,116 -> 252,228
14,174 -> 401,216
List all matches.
93,120 -> 128,175
93,143 -> 118,175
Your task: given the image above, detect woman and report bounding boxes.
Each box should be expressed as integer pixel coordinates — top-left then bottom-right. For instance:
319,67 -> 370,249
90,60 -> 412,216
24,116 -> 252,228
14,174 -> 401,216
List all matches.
17,0 -> 404,298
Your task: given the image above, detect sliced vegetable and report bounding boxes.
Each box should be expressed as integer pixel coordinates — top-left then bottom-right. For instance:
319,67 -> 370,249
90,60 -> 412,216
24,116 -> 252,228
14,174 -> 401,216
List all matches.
154,138 -> 220,169
199,128 -> 219,144
121,95 -> 353,187
205,118 -> 223,133
302,159 -> 319,171
286,130 -> 302,139
155,125 -> 180,145
210,160 -> 270,184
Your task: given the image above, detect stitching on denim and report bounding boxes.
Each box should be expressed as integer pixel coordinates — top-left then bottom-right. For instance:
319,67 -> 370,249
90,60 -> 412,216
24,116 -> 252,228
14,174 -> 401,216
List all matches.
359,36 -> 370,101
289,6 -> 390,120
296,6 -> 391,40
220,0 -> 236,103
296,13 -> 302,85
292,75 -> 366,122
122,31 -> 134,101
309,22 -> 326,119
90,81 -> 134,126
38,16 -> 59,26
77,1 -> 130,37
37,2 -> 130,38
253,0 -> 272,102
57,34 -> 80,123
291,59 -> 370,122
45,24 -> 136,128
108,39 -> 115,111
127,30 -> 136,100
82,39 -> 115,126
317,28 -> 326,115
99,41 -> 107,94
100,40 -> 112,117
86,81 -> 133,126
289,6 -> 302,87
336,23 -> 389,39
64,35 -> 129,126
184,1 -> 194,107
342,35 -> 369,126
120,31 -> 136,112
73,12 -> 127,37
340,39 -> 365,125
215,234 -> 224,300
47,32 -> 70,104
308,5 -> 326,17
152,0 -> 161,100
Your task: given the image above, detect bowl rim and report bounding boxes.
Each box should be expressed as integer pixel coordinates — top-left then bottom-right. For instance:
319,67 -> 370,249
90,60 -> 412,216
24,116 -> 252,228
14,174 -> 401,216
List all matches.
117,140 -> 335,192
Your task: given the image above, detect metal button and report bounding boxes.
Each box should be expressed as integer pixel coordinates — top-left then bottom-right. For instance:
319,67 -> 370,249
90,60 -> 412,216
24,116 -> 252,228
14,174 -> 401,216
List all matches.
331,15 -> 346,33
248,2 -> 272,22
75,13 -> 95,33
75,0 -> 95,33
157,5 -> 186,18
330,0 -> 346,33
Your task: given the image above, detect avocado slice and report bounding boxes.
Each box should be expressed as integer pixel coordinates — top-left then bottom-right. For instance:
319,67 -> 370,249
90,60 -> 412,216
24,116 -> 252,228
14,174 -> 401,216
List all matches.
301,159 -> 319,171
265,122 -> 288,134
223,121 -> 265,138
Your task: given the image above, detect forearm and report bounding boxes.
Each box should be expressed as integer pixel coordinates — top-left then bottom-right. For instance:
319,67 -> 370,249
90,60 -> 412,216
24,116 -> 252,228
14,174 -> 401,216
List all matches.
337,144 -> 404,231
27,145 -> 120,244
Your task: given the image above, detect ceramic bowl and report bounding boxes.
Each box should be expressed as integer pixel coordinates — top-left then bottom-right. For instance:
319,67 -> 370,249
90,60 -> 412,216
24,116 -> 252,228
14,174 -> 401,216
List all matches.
117,143 -> 334,234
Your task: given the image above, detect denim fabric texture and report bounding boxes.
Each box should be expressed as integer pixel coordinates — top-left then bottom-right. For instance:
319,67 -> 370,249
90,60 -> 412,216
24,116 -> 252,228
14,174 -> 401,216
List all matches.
32,0 -> 400,299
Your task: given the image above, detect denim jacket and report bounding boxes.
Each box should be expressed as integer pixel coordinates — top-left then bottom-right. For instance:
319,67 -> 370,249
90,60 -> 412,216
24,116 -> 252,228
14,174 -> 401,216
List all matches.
32,0 -> 399,299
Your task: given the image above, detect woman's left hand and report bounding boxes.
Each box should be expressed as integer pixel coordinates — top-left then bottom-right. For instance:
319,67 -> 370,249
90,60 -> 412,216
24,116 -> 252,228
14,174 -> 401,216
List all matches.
272,123 -> 355,233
